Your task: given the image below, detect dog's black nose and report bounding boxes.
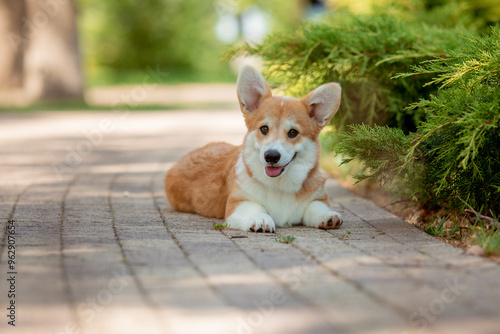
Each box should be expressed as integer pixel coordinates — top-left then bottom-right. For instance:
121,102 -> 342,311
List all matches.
264,150 -> 281,164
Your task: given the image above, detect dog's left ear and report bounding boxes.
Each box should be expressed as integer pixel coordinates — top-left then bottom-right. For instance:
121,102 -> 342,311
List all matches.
302,83 -> 341,127
237,65 -> 272,114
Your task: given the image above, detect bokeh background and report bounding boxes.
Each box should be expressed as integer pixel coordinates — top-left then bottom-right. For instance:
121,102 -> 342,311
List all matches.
1,0 -> 499,108
0,0 -> 329,106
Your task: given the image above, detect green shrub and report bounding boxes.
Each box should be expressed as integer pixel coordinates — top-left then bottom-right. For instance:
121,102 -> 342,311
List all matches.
336,28 -> 500,215
332,0 -> 500,32
224,3 -> 500,217
335,124 -> 424,198
224,13 -> 467,132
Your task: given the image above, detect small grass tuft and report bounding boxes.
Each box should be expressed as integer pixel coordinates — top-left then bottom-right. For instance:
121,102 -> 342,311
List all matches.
275,234 -> 296,244
425,215 -> 450,237
424,215 -> 467,240
470,212 -> 500,255
333,230 -> 351,240
212,222 -> 229,230
473,227 -> 500,255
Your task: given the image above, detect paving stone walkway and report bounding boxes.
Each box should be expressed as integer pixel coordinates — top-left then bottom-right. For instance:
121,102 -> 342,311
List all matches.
1,108 -> 499,334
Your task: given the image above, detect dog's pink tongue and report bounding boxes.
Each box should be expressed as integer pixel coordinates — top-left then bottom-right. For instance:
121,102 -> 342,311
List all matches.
265,166 -> 283,177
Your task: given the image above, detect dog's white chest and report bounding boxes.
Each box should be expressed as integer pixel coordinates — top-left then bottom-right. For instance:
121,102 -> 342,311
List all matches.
235,156 -> 311,227
259,190 -> 307,227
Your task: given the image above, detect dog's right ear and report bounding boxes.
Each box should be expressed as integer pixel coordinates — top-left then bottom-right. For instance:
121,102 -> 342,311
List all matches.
236,65 -> 272,114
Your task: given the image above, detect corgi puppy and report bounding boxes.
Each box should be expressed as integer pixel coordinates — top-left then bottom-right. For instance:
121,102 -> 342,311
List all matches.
165,65 -> 343,232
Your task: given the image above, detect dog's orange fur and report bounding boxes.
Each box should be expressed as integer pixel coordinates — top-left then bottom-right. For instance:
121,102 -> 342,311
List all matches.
165,142 -> 239,218
237,96 -> 330,202
165,96 -> 330,219
165,65 -> 342,232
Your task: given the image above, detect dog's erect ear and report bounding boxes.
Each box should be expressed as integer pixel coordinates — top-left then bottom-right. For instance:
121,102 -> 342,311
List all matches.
237,65 -> 272,113
302,83 -> 342,127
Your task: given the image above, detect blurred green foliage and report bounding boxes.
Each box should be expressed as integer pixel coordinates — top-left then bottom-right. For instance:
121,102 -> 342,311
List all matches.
79,0 -> 224,85
77,0 -> 301,86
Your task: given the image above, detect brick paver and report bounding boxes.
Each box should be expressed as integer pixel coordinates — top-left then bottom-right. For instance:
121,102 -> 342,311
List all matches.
1,108 -> 499,334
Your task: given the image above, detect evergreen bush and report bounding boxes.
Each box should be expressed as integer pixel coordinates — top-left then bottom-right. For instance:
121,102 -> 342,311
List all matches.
224,13 -> 468,132
335,28 -> 500,215
224,1 -> 500,217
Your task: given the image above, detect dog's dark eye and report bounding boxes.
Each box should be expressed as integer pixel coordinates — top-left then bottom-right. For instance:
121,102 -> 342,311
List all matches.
288,129 -> 299,138
260,125 -> 269,135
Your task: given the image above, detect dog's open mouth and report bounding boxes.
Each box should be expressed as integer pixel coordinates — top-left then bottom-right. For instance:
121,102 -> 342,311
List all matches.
265,153 -> 297,178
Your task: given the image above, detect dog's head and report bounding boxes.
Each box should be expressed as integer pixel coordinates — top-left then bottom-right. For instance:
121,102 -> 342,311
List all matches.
236,65 -> 341,192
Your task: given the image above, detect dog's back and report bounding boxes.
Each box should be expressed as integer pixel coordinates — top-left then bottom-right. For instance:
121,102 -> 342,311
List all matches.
164,142 -> 240,218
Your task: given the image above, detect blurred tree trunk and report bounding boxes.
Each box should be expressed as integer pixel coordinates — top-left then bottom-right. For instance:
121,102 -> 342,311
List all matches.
0,0 -> 84,105
24,0 -> 84,102
0,0 -> 26,89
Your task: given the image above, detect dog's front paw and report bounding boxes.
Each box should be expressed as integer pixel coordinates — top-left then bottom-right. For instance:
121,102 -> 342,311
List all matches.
315,211 -> 343,229
244,213 -> 275,233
